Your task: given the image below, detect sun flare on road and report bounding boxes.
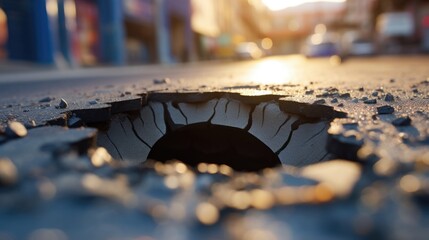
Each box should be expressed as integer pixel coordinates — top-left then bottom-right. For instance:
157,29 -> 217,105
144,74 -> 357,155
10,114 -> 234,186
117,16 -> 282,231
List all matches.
262,0 -> 345,11
249,58 -> 301,85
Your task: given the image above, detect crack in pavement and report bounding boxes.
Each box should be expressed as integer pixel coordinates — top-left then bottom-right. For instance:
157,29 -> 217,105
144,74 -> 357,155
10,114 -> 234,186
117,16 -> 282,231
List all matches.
275,118 -> 303,155
106,132 -> 124,160
127,116 -> 152,149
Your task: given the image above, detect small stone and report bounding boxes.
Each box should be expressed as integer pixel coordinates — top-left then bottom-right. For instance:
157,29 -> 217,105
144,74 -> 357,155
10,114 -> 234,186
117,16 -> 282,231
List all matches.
364,99 -> 377,104
361,96 -> 368,101
392,116 -> 412,126
338,103 -> 344,107
352,98 -> 359,103
313,99 -> 326,105
153,78 -> 170,84
317,92 -> 330,98
390,79 -> 395,83
39,97 -> 54,103
384,93 -> 395,102
377,105 -> 395,115
372,91 -> 379,97
331,98 -> 338,103
68,116 -> 83,128
327,87 -> 339,92
0,158 -> 18,186
5,121 -> 27,138
23,109 -> 29,113
358,87 -> 364,92
412,88 -> 419,93
305,90 -> 314,95
29,120 -> 36,127
90,147 -> 112,168
88,100 -> 98,105
59,98 -> 68,109
339,93 -> 351,99
125,91 -> 132,95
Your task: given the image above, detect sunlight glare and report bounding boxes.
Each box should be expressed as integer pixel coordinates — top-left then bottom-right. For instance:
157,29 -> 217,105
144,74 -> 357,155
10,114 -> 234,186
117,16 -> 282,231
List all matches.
262,0 -> 345,11
46,0 -> 58,16
249,59 -> 296,85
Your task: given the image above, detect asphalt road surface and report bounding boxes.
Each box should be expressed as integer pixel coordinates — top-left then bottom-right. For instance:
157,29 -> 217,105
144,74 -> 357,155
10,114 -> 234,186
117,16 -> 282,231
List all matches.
1,55 -> 429,240
1,55 -> 428,101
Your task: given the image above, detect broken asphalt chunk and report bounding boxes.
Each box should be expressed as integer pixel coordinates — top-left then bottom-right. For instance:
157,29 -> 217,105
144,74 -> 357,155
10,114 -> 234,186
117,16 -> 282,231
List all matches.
364,99 -> 377,104
339,93 -> 351,99
384,93 -> 395,102
279,99 -> 346,119
68,116 -> 83,128
377,105 -> 395,115
392,116 -> 412,127
108,97 -> 143,114
71,105 -> 111,123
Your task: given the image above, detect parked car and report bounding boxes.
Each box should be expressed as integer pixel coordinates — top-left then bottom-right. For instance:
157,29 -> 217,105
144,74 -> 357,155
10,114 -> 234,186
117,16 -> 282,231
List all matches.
377,12 -> 414,38
234,42 -> 263,60
302,33 -> 339,58
347,38 -> 376,56
376,12 -> 415,53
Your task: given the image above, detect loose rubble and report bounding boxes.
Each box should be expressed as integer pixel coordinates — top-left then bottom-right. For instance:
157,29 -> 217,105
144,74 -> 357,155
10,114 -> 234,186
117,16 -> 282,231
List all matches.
364,99 -> 377,104
5,121 -> 27,138
377,105 -> 395,115
0,57 -> 429,239
59,98 -> 68,109
384,93 -> 395,102
392,116 -> 412,126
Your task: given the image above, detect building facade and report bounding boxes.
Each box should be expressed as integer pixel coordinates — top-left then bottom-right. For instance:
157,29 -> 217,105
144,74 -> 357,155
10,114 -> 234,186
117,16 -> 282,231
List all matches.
0,0 -> 193,66
191,0 -> 271,59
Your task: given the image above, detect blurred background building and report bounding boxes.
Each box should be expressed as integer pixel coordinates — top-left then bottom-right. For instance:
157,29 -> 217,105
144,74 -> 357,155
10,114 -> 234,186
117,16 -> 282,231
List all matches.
0,0 -> 428,68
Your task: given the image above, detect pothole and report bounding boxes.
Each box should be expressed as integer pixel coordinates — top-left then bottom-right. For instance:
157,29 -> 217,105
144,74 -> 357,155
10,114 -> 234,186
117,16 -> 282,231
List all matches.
148,123 -> 280,171
95,93 -> 345,171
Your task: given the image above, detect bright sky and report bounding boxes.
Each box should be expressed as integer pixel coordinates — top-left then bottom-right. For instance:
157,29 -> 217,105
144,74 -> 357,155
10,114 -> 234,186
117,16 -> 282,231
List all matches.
262,0 -> 346,11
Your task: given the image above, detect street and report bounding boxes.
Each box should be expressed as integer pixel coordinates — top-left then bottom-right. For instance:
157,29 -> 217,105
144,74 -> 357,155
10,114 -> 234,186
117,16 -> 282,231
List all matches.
2,55 -> 429,100
1,55 -> 429,239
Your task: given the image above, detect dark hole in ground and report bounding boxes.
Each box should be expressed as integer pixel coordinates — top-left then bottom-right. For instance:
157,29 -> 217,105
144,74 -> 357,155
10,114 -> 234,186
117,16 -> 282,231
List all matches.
148,123 -> 281,171
96,98 -> 341,172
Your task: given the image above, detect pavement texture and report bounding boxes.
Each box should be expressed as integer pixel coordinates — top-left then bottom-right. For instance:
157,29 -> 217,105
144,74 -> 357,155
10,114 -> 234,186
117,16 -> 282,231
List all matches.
1,55 -> 429,239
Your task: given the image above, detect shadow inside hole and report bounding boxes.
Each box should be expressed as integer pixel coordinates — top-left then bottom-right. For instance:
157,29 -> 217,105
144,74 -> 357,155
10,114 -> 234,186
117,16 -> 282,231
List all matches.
148,123 -> 281,172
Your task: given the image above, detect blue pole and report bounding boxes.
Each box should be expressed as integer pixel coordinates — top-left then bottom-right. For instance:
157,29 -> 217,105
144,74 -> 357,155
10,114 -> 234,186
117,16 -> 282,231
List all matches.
57,0 -> 72,64
1,0 -> 55,64
97,0 -> 125,65
32,0 -> 55,64
155,0 -> 172,64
